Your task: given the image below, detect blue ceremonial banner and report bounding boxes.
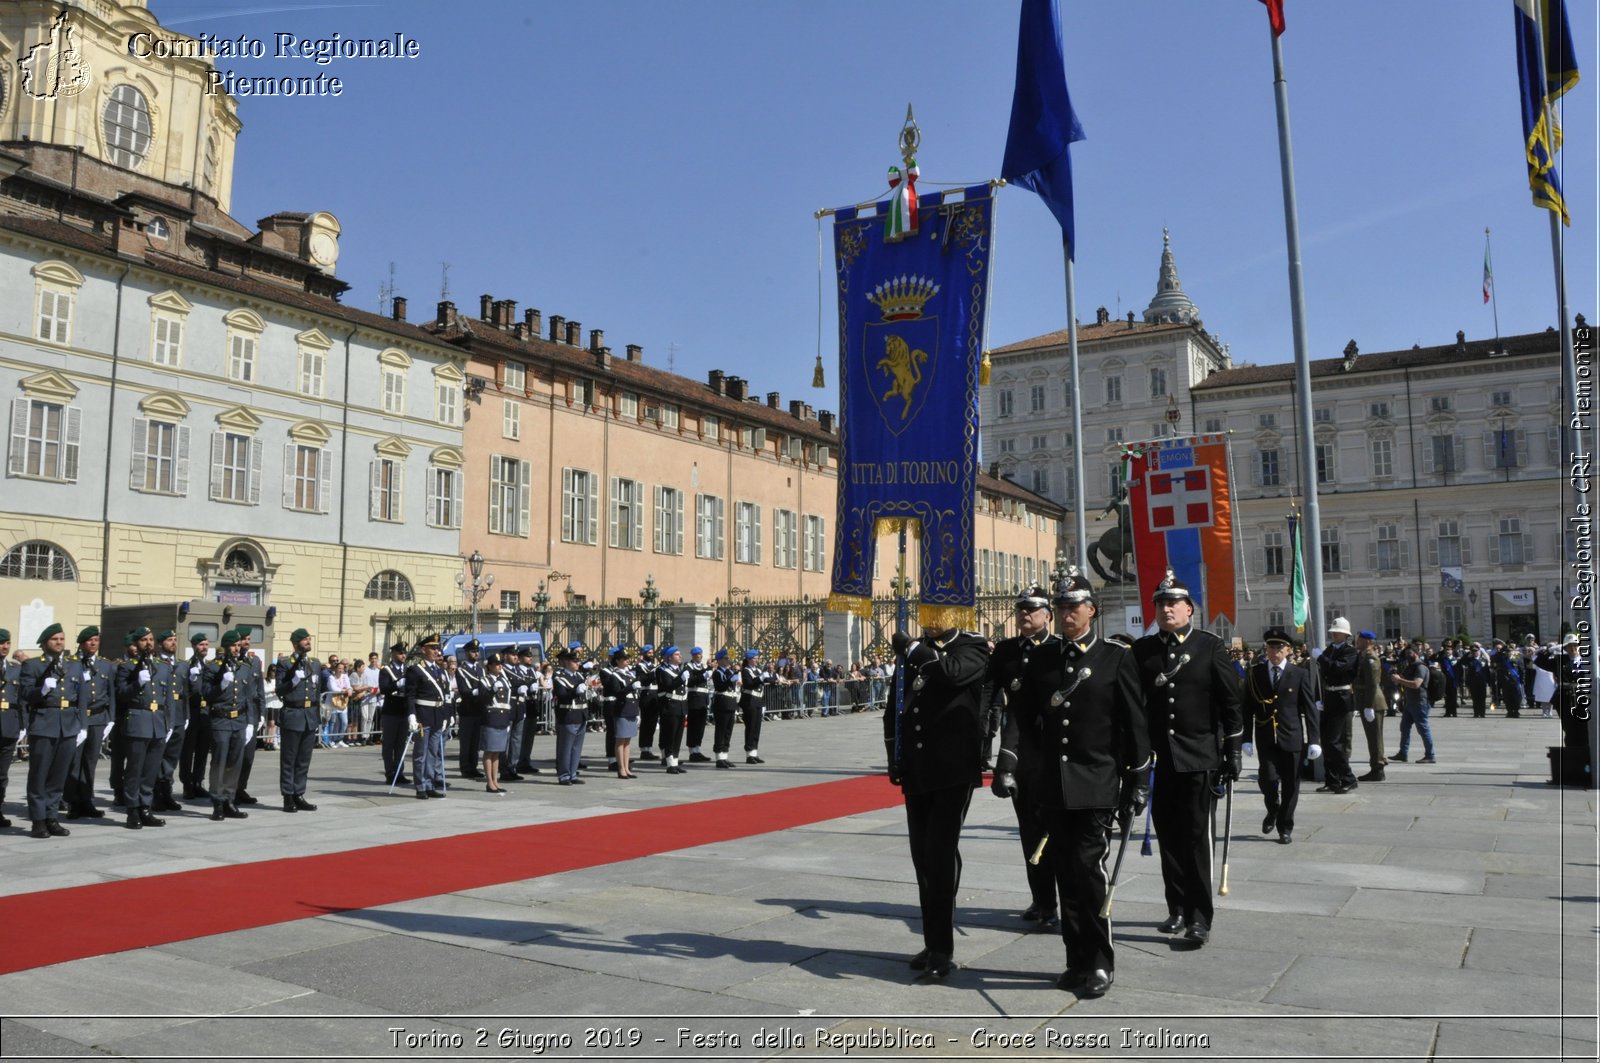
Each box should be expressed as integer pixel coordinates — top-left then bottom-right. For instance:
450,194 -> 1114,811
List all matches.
1001,0 -> 1085,257
827,184 -> 996,630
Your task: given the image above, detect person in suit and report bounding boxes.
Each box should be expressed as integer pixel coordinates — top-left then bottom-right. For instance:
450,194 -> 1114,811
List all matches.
1241,627 -> 1321,845
1538,634 -> 1589,767
1462,642 -> 1491,717
883,618 -> 991,980
378,640 -> 411,785
202,629 -> 250,821
115,626 -> 173,828
63,626 -> 115,819
992,569 -> 1149,998
404,634 -> 453,798
1132,572 -> 1242,946
985,584 -> 1060,930
20,623 -> 85,837
274,627 -> 322,812
0,630 -> 19,827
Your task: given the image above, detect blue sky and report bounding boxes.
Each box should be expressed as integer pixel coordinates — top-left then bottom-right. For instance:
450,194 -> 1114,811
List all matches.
151,0 -> 1596,411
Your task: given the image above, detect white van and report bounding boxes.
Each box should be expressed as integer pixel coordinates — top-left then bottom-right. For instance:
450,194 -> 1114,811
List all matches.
440,631 -> 545,661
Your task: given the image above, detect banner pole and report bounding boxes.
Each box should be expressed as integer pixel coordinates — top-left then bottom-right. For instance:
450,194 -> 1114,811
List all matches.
1065,245 -> 1088,574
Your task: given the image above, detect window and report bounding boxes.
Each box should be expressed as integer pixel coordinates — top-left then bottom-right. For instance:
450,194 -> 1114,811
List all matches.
1149,368 -> 1167,398
228,334 -> 256,382
701,413 -> 720,441
130,418 -> 189,494
1491,390 -> 1512,408
500,590 -> 521,611
803,515 -> 826,572
426,466 -> 462,529
1488,427 -> 1528,469
560,467 -> 597,544
1030,385 -> 1046,413
1315,442 -> 1336,484
659,403 -> 680,429
1106,427 -> 1124,444
211,431 -> 261,503
1032,468 -> 1050,495
503,400 -> 521,440
503,361 -> 526,392
152,314 -> 183,366
773,509 -> 798,569
1258,413 -> 1277,429
369,458 -> 402,522
997,438 -> 1017,455
382,367 -> 406,414
1370,438 -> 1393,479
1265,608 -> 1286,630
298,347 -> 326,398
103,84 -> 153,169
1259,448 -> 1281,487
32,262 -> 83,345
1204,417 -> 1223,434
609,477 -> 644,550
735,501 -> 762,564
1441,603 -> 1464,635
1426,434 -> 1461,474
1314,406 -> 1332,424
0,541 -> 77,581
9,398 -> 81,482
492,456 -> 533,537
364,571 -> 414,601
574,377 -> 596,408
1369,401 -> 1390,419
1491,515 -> 1530,564
1381,606 -> 1404,641
1030,434 -> 1048,451
1430,396 -> 1452,413
284,443 -> 331,513
1263,528 -> 1285,576
436,378 -> 460,425
1105,375 -> 1122,404
1372,521 -> 1406,573
1107,463 -> 1122,496
1060,466 -> 1076,501
618,392 -> 639,419
1321,526 -> 1343,574
996,390 -> 1014,417
979,549 -> 992,591
696,494 -> 725,559
1063,382 -> 1074,408
653,486 -> 684,555
1431,519 -> 1471,568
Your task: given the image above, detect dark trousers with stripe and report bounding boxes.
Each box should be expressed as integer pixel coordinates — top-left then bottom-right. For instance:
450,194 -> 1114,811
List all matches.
712,698 -> 738,754
659,700 -> 686,759
686,693 -> 710,748
180,712 -> 211,789
121,734 -> 163,810
278,727 -> 315,796
1151,767 -> 1215,928
903,783 -> 973,956
1041,805 -> 1116,974
26,733 -> 76,822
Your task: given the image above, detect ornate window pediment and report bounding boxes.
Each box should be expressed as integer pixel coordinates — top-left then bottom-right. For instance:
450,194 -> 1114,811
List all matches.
288,420 -> 331,445
32,261 -> 85,288
148,290 -> 193,315
295,328 -> 333,351
222,307 -> 265,333
216,405 -> 263,433
374,435 -> 412,458
378,348 -> 411,368
429,445 -> 464,469
18,370 -> 79,402
432,361 -> 464,382
137,391 -> 190,419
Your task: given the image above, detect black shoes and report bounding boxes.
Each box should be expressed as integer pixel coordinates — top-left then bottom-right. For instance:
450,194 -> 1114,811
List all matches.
45,820 -> 68,837
925,953 -> 953,979
1278,831 -> 1293,845
1262,813 -> 1277,835
416,791 -> 431,799
31,821 -> 49,838
236,792 -> 259,805
908,948 -> 930,971
715,759 -> 733,769
1358,770 -> 1386,782
637,750 -> 658,761
1390,753 -> 1408,762
746,755 -> 765,764
1157,914 -> 1187,934
426,789 -> 445,798
1417,755 -> 1437,764
1080,969 -> 1113,997
1185,922 -> 1211,946
293,796 -> 318,811
126,810 -> 142,830
224,802 -> 247,819
665,765 -> 685,775
1021,903 -> 1059,926
283,797 -> 297,813
211,803 -> 226,821
139,809 -> 166,827
689,752 -> 711,762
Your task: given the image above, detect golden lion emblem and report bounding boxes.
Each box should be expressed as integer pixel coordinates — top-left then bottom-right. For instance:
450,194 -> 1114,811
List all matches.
876,334 -> 928,420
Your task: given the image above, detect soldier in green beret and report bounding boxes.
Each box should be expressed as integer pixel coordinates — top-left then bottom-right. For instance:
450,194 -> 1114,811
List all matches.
231,627 -> 265,806
115,627 -> 172,828
64,625 -> 115,820
19,623 -> 84,837
274,627 -> 321,812
202,629 -> 250,820
178,631 -> 212,800
108,628 -> 139,804
151,629 -> 187,813
0,629 -> 19,828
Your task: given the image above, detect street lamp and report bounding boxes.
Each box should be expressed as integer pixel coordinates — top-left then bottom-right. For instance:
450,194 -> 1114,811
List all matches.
890,573 -> 915,598
1468,588 -> 1478,618
455,549 -> 495,635
532,580 -> 550,643
1051,552 -> 1071,583
640,573 -> 661,646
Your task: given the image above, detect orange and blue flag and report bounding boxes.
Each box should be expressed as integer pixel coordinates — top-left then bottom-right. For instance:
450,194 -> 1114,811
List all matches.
1125,435 -> 1236,629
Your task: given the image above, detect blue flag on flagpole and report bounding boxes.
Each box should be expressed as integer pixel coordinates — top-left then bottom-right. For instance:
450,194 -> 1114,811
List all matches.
1001,0 -> 1086,258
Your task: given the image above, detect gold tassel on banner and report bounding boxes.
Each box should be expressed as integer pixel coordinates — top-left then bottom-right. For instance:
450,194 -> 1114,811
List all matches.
979,350 -> 992,386
919,604 -> 976,632
826,593 -> 873,619
812,353 -> 826,389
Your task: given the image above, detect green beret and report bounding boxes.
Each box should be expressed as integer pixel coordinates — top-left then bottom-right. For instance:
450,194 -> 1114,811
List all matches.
0,628 -> 10,642
189,632 -> 208,646
156,629 -> 175,641
77,625 -> 100,643
37,623 -> 63,646
219,630 -> 240,648
232,627 -> 251,641
128,626 -> 151,642
290,627 -> 311,643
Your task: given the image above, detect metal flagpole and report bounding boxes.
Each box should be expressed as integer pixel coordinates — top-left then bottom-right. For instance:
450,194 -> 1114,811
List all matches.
1066,247 -> 1089,573
1485,227 -> 1502,351
1269,25 -> 1325,652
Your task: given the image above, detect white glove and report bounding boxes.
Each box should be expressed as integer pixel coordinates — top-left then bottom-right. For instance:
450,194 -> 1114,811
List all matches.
1306,743 -> 1322,761
42,677 -> 57,691
1314,700 -> 1323,713
396,678 -> 406,688
73,729 -> 86,746
138,669 -> 151,684
294,670 -> 305,680
1362,707 -> 1375,722
408,714 -> 419,732
165,727 -> 174,743
190,666 -> 201,678
1241,741 -> 1254,758
222,671 -> 234,687
245,724 -> 255,744
518,686 -> 528,696
103,719 -> 114,740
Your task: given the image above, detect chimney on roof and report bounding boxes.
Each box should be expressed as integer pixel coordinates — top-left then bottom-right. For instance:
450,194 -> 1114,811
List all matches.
436,300 -> 456,327
767,391 -> 781,409
590,329 -> 604,353
567,320 -> 582,347
525,307 -> 540,336
989,461 -> 1001,479
392,296 -> 406,322
726,376 -> 748,401
625,344 -> 642,363
818,410 -> 836,433
480,294 -> 493,320
708,369 -> 726,395
789,399 -> 805,418
1096,306 -> 1109,325
594,346 -> 612,371
549,314 -> 565,343
1126,311 -> 1136,328
501,299 -> 517,328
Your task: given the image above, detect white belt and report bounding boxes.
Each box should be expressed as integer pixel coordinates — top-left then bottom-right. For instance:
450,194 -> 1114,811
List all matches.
745,691 -> 763,699
1325,685 -> 1353,692
413,699 -> 442,707
715,691 -> 739,699
668,693 -> 688,701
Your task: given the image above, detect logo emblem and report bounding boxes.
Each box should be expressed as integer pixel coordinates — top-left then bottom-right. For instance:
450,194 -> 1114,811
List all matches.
864,275 -> 940,434
20,11 -> 91,101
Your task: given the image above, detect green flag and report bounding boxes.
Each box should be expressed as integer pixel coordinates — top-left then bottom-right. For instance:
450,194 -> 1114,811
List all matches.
1288,514 -> 1308,633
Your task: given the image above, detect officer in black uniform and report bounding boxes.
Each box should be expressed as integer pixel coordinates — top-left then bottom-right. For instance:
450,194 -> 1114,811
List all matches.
883,620 -> 991,979
377,640 -> 410,785
500,647 -> 528,781
1538,634 -> 1589,770
1132,572 -> 1242,946
1242,627 -> 1321,845
203,629 -> 250,820
740,649 -> 772,763
116,626 -> 173,829
455,639 -> 489,780
993,569 -> 1149,998
22,624 -> 86,837
106,629 -> 134,804
1315,617 -> 1361,794
152,629 -> 187,813
274,627 -> 322,812
514,644 -> 543,775
710,649 -> 740,768
986,585 -> 1060,928
656,646 -> 690,774
405,634 -> 453,798
684,647 -> 712,762
64,625 -> 114,819
179,633 -> 212,800
0,630 -> 19,827
635,645 -> 659,761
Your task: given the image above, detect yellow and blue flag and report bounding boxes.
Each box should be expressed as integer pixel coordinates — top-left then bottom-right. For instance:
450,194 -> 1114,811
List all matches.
1515,0 -> 1581,224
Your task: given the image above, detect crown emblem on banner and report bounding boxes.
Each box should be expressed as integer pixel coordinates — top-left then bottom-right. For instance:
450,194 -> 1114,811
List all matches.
867,275 -> 941,321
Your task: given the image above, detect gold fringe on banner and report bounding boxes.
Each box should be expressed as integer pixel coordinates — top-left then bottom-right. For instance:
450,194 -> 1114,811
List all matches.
919,604 -> 976,631
873,516 -> 924,539
826,593 -> 873,618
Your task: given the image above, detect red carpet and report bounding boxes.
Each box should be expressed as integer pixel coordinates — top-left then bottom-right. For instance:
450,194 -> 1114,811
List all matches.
4,775 -> 904,975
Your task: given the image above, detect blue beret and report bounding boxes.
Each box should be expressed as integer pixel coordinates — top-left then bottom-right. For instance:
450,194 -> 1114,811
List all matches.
567,640 -> 583,650
744,649 -> 759,659
662,645 -> 679,657
641,644 -> 654,653
714,649 -> 729,660
1358,630 -> 1377,639
691,646 -> 704,655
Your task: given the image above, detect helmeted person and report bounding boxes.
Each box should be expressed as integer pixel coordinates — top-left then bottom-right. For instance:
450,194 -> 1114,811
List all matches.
114,626 -> 175,829
883,614 -> 991,980
274,627 -> 322,812
993,569 -> 1150,998
63,625 -> 115,820
1241,627 -> 1321,845
1132,571 -> 1242,946
20,623 -> 86,837
404,633 -> 453,798
202,628 -> 251,820
1314,617 -> 1361,794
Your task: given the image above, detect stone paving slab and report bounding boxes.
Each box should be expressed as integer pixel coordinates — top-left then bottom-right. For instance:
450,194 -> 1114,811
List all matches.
154,913 -> 386,968
1337,884 -> 1575,934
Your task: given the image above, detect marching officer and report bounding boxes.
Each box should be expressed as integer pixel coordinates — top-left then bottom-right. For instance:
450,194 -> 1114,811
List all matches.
231,627 -> 264,805
740,648 -> 773,764
656,646 -> 690,774
64,625 -> 115,819
274,627 -> 322,812
1314,617 -> 1361,794
992,569 -> 1149,998
710,649 -> 741,768
551,647 -> 592,785
985,584 -> 1060,929
1133,572 -> 1242,946
115,626 -> 173,829
0,630 -> 19,827
152,629 -> 188,813
404,634 -> 453,798
684,647 -> 712,762
1242,627 -> 1321,845
455,638 -> 489,780
883,619 -> 991,979
179,633 -> 212,800
21,623 -> 84,837
378,640 -> 410,785
203,629 -> 250,821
